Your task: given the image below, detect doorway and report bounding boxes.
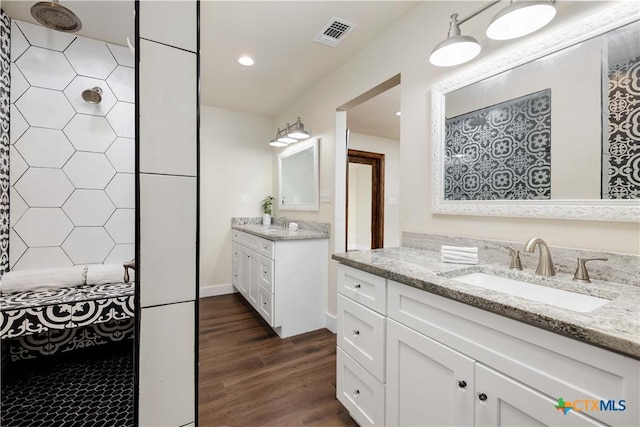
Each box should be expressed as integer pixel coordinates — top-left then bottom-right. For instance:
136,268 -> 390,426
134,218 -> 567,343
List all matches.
347,150 -> 385,250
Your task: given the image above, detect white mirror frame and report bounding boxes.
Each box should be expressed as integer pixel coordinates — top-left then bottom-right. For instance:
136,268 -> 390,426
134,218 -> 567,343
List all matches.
431,2 -> 640,222
278,137 -> 320,211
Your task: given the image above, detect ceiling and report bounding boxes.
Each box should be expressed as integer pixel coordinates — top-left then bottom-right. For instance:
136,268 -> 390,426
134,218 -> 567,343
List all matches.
2,1 -> 617,142
200,1 -> 420,118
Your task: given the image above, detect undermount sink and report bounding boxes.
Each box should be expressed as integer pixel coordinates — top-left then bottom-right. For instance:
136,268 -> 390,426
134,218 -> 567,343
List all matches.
450,272 -> 610,313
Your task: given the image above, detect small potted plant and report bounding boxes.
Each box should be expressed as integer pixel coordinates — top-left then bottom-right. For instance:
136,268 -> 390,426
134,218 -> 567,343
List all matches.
261,196 -> 274,225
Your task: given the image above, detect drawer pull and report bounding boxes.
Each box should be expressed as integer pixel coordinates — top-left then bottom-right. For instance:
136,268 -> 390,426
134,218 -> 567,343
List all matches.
353,389 -> 360,397
354,283 -> 361,289
478,393 -> 488,402
352,330 -> 360,336
458,380 -> 467,389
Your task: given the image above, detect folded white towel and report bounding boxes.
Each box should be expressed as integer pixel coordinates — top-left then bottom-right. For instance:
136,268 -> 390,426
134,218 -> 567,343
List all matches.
441,245 -> 478,254
86,264 -> 131,285
0,266 -> 86,294
441,245 -> 479,265
441,254 -> 478,265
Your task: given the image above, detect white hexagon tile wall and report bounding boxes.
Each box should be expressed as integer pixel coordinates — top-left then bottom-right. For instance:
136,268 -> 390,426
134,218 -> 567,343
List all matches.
9,19 -> 135,270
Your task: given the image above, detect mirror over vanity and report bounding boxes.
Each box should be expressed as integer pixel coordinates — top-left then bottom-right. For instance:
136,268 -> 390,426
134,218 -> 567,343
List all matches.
431,2 -> 640,222
278,137 -> 320,211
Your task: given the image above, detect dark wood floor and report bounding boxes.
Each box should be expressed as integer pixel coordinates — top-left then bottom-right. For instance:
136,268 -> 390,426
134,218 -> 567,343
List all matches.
199,293 -> 358,427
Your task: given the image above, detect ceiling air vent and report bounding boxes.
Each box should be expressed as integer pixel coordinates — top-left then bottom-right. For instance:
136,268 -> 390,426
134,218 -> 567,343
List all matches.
314,17 -> 356,47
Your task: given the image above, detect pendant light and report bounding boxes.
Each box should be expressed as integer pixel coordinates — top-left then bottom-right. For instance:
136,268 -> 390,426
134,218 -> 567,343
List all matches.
269,129 -> 288,147
287,117 -> 310,140
429,14 -> 481,67
486,1 -> 556,40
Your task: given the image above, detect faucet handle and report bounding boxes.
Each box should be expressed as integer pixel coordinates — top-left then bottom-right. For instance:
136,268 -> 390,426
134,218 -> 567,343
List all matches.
506,246 -> 523,270
572,258 -> 608,283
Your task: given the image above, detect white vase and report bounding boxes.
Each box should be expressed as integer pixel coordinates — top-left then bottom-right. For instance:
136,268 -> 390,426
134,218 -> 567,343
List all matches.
262,214 -> 271,226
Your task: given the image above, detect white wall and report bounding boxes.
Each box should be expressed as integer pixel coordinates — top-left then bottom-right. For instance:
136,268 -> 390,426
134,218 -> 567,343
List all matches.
272,1 -> 639,316
9,20 -> 135,270
348,132 -> 401,248
199,105 -> 273,291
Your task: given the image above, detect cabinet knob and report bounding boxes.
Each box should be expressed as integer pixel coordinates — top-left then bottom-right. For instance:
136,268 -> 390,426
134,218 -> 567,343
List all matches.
353,389 -> 360,397
478,393 -> 488,402
458,380 -> 467,389
352,330 -> 360,336
355,283 -> 361,289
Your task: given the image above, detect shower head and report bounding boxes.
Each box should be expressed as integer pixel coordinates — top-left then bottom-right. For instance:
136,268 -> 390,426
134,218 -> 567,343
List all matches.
81,87 -> 103,104
30,0 -> 82,32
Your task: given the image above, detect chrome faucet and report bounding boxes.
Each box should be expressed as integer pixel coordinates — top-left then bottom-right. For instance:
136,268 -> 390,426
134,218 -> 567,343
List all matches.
524,237 -> 555,276
277,216 -> 289,228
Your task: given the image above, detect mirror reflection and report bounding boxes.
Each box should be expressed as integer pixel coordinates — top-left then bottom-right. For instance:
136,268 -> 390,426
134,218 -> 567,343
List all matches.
278,137 -> 319,211
0,1 -> 135,425
443,20 -> 640,201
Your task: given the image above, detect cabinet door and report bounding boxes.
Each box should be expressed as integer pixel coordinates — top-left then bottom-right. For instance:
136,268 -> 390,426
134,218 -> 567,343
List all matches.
475,364 -> 604,427
386,319 -> 475,427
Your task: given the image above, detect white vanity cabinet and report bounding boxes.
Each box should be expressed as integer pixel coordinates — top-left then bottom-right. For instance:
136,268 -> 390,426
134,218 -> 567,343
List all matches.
335,263 -> 640,427
231,229 -> 327,338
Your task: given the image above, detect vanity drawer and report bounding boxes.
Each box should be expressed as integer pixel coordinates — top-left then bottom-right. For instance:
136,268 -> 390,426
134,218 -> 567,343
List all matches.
258,287 -> 274,326
258,255 -> 274,292
257,238 -> 274,259
233,230 -> 275,259
337,294 -> 386,382
336,347 -> 385,427
337,264 -> 387,315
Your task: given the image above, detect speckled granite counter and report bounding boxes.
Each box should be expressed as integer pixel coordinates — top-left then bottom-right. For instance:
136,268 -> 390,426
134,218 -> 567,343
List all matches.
333,247 -> 640,359
233,224 -> 329,241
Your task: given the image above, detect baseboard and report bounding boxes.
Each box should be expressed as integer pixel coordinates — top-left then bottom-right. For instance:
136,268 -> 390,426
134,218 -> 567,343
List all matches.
199,283 -> 236,298
325,312 -> 337,334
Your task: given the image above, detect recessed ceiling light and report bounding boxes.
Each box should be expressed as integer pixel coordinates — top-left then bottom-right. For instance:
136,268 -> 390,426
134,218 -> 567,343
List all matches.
395,111 -> 401,116
237,56 -> 254,66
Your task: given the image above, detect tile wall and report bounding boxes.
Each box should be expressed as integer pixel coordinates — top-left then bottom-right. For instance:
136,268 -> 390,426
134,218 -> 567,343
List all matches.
137,1 -> 199,425
9,20 -> 134,270
1,9 -> 10,274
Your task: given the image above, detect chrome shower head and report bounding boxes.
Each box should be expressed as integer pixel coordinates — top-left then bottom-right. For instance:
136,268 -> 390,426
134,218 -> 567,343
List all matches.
81,87 -> 103,104
30,0 -> 82,33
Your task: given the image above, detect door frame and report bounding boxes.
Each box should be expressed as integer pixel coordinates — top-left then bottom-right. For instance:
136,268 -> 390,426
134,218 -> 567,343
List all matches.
347,149 -> 385,249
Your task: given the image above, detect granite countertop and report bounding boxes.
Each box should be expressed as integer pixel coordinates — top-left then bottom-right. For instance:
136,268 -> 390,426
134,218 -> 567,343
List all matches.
332,247 -> 640,359
233,224 -> 329,241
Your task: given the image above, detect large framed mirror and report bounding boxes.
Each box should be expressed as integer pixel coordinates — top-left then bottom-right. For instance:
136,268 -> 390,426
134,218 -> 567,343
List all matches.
431,1 -> 640,222
278,137 -> 320,211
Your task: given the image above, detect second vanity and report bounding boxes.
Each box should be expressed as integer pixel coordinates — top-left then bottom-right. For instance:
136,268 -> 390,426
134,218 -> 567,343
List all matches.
332,246 -> 640,427
232,221 -> 329,338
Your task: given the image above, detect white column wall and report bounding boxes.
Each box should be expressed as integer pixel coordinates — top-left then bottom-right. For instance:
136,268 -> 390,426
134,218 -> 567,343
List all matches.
137,1 -> 199,426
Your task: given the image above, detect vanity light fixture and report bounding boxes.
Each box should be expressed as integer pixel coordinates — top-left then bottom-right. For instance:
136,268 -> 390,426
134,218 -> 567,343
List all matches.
269,118 -> 311,147
429,0 -> 556,67
486,1 -> 557,40
429,13 -> 482,67
278,124 -> 298,144
269,129 -> 288,147
287,117 -> 310,139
